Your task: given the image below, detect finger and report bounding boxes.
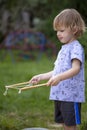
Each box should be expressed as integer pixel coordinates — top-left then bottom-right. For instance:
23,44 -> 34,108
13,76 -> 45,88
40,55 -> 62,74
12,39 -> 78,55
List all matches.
47,80 -> 53,86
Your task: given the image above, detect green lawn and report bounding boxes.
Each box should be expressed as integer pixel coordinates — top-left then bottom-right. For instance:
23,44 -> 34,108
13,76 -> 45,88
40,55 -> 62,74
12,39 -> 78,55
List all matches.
0,56 -> 87,130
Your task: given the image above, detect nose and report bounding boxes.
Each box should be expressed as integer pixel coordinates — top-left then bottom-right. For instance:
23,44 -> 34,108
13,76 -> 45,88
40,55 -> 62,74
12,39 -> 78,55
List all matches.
57,31 -> 60,36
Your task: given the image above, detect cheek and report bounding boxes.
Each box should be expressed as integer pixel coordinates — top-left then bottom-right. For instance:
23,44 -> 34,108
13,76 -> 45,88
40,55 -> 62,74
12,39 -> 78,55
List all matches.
64,32 -> 72,38
63,33 -> 69,39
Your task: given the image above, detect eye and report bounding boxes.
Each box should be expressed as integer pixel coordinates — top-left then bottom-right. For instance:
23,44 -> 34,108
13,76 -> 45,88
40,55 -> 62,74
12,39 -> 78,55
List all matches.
60,30 -> 65,32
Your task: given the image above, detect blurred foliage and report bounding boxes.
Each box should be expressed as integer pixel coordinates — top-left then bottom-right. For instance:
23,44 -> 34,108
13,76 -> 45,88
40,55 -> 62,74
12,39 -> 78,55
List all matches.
0,0 -> 87,58
0,0 -> 87,20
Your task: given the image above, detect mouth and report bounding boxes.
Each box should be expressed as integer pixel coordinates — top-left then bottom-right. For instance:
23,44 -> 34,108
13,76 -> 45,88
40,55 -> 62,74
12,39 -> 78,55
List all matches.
58,37 -> 63,41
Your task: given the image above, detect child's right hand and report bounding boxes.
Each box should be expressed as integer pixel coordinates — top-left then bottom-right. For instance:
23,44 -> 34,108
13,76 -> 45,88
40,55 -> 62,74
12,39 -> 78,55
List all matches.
29,74 -> 42,85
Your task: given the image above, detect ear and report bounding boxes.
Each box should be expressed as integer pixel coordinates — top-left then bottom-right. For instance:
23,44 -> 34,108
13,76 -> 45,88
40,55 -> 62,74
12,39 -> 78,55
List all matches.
73,26 -> 78,35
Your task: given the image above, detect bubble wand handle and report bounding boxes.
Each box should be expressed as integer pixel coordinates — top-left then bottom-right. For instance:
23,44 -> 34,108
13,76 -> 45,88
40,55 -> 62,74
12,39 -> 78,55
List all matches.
5,81 -> 30,88
20,83 -> 47,91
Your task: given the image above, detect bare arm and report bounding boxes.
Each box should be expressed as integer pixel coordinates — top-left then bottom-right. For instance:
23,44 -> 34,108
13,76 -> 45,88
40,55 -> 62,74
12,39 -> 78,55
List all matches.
29,71 -> 53,84
47,59 -> 81,86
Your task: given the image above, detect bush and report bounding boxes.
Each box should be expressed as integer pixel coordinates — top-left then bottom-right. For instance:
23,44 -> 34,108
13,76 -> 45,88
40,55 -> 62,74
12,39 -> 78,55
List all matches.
79,31 -> 87,59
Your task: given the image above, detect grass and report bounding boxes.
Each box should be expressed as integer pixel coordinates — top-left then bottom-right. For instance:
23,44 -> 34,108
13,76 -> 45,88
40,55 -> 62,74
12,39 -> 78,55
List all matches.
0,55 -> 87,130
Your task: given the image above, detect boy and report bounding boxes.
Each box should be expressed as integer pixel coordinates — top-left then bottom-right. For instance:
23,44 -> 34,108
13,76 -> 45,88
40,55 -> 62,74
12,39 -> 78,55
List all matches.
29,9 -> 86,130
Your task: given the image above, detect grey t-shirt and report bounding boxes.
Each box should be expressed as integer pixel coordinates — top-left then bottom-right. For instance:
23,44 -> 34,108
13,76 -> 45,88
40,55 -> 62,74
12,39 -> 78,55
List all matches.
49,40 -> 85,102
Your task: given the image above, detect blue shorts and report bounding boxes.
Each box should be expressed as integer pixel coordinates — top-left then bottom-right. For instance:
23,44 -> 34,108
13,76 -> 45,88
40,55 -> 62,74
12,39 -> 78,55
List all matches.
54,100 -> 81,126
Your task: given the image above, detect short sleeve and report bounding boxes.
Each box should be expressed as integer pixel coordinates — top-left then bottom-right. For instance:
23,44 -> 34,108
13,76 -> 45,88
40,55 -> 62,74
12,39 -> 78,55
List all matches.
70,43 -> 84,63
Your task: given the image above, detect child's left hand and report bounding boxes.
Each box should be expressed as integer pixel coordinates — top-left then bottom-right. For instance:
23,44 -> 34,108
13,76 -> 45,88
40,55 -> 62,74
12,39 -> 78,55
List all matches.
47,75 -> 61,86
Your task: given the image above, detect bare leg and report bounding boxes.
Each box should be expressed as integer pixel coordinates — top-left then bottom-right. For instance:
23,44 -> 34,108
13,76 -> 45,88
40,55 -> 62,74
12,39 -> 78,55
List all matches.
63,124 -> 77,130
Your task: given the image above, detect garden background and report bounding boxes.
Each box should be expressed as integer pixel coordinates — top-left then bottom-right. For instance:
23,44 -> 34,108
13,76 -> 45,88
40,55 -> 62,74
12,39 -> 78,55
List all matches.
0,0 -> 87,130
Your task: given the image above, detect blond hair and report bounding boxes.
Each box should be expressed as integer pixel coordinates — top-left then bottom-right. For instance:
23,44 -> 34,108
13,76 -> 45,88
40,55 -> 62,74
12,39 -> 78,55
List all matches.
53,9 -> 86,38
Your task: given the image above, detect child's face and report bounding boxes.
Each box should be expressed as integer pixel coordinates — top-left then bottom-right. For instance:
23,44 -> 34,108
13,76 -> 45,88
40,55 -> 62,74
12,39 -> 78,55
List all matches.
56,26 -> 75,44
